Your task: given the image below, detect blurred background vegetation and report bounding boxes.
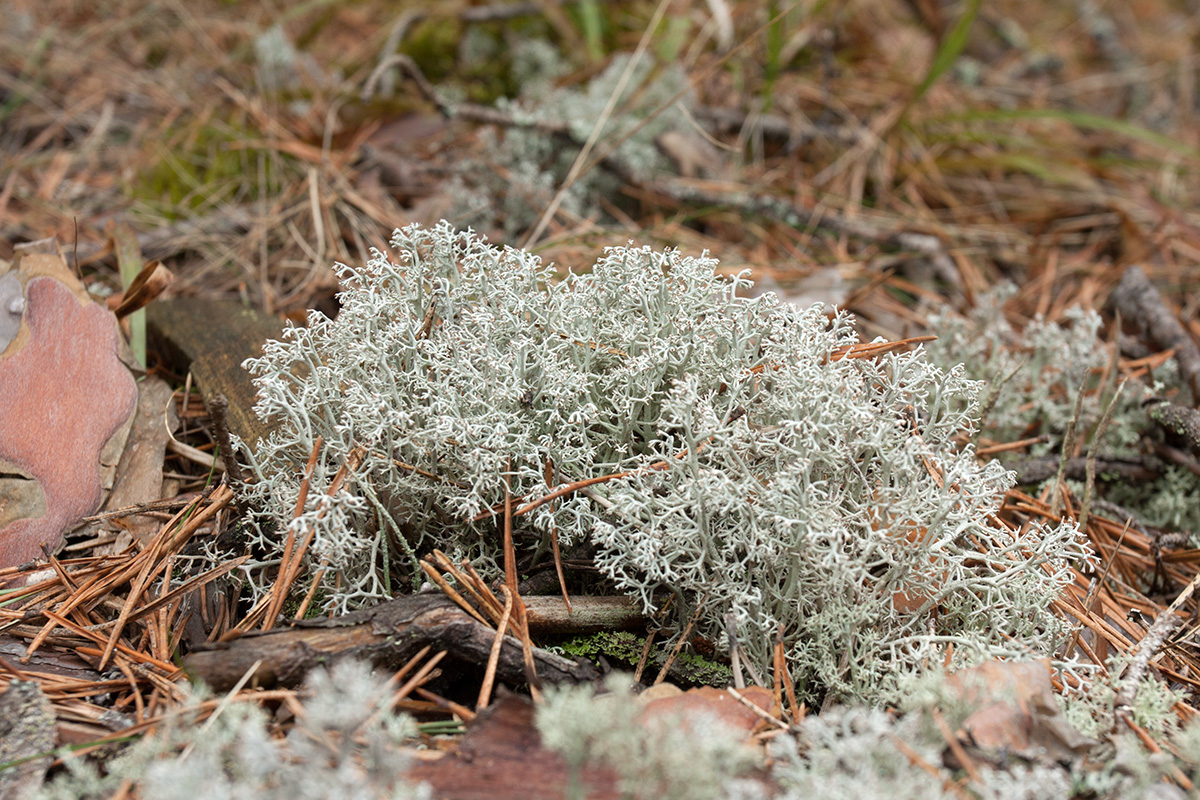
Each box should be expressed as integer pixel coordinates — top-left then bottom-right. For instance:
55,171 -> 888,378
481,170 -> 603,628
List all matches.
4,0 -> 1198,336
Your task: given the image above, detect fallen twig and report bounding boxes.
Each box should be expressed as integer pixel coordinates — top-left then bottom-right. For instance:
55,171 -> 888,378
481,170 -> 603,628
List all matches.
184,592 -> 599,692
1111,265 -> 1200,403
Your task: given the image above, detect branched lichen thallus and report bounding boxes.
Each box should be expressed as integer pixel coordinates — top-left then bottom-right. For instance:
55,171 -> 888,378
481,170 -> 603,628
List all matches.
234,221 -> 1095,705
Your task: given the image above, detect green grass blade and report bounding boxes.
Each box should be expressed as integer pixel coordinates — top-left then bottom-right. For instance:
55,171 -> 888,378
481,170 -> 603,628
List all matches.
930,107 -> 1200,161
113,225 -> 146,369
907,0 -> 982,111
578,0 -> 605,61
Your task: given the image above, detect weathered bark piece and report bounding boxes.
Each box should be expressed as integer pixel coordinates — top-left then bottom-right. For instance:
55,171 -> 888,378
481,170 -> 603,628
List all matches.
409,694 -> 622,800
1006,455 -> 1156,486
0,637 -> 105,684
99,376 -> 178,544
184,592 -> 601,692
1111,265 -> 1200,404
0,274 -> 138,569
1144,398 -> 1200,457
0,272 -> 22,352
146,298 -> 286,451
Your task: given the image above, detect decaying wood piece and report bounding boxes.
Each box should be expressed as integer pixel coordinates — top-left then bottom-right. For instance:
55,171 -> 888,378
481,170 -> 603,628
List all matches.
1144,398 -> 1200,458
1111,266 -> 1200,404
184,592 -> 604,692
521,595 -> 641,635
408,694 -> 622,800
1006,454 -> 1157,486
146,297 -> 286,451
0,638 -> 105,684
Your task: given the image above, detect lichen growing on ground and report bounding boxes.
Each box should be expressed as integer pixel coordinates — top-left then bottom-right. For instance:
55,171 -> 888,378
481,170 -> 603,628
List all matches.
37,660 -> 429,800
236,221 -> 1094,705
535,669 -> 1200,800
536,674 -> 759,800
442,51 -> 693,237
925,285 -> 1200,542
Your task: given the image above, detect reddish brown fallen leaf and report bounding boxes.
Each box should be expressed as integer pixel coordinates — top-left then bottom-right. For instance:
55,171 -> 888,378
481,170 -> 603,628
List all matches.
944,659 -> 1095,764
0,276 -> 137,569
638,685 -> 776,736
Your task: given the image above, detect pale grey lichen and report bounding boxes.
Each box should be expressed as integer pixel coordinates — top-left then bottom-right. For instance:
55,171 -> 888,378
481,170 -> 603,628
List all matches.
236,221 -> 1093,705
926,287 -> 1200,539
507,37 -> 567,96
925,284 -> 1121,452
1105,465 -> 1200,539
765,706 -> 961,799
1059,655 -> 1185,742
537,674 -> 760,800
448,54 -> 693,237
535,669 -> 1196,800
37,660 -> 428,800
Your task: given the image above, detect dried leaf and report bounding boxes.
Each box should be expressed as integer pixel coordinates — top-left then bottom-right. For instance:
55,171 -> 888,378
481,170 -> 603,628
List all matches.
112,259 -> 173,319
99,376 -> 178,545
638,685 -> 776,736
945,659 -> 1095,764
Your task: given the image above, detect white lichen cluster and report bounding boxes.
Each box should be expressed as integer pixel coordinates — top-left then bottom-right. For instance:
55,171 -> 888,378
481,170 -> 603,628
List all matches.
765,705 -> 975,799
37,660 -> 428,800
536,672 -> 1199,800
926,286 -> 1200,538
445,52 -> 692,237
925,284 -> 1120,452
238,222 -> 1093,705
33,659 -> 1197,799
536,675 -> 760,800
1059,657 -> 1185,741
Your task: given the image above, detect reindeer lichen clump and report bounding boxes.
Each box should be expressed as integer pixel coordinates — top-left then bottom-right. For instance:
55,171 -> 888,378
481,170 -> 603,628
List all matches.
238,221 -> 1092,704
